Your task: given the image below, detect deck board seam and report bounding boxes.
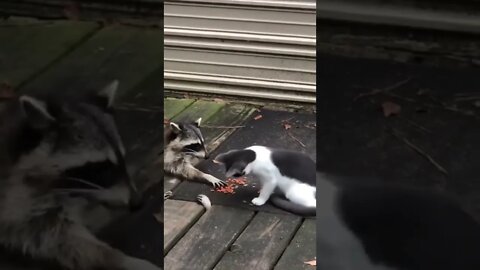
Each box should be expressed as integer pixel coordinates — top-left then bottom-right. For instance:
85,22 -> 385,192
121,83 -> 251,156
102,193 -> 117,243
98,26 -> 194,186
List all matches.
163,199 -> 206,255
16,23 -> 103,92
210,210 -> 259,270
271,217 -> 305,269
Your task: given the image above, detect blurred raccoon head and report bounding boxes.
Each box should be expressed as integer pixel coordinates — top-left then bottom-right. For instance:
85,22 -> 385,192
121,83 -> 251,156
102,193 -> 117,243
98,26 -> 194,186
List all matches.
166,118 -> 209,159
4,81 -> 145,210
11,80 -> 126,176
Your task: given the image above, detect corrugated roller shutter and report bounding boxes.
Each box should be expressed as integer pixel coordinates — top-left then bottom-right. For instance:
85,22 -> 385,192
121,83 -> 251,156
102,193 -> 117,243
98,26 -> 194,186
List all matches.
164,0 -> 316,103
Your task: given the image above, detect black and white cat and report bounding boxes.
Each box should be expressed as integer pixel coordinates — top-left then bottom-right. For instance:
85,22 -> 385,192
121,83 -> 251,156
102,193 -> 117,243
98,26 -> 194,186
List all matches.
214,145 -> 316,216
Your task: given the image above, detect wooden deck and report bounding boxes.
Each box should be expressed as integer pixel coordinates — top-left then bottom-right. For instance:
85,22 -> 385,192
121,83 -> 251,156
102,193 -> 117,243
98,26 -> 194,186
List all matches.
163,99 -> 316,270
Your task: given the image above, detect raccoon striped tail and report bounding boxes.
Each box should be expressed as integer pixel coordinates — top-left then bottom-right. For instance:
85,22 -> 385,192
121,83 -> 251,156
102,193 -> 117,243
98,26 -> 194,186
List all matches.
270,195 -> 316,217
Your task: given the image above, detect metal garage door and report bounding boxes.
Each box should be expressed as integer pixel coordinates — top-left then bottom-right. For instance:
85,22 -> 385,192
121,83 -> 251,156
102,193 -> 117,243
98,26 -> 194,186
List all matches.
164,0 -> 316,103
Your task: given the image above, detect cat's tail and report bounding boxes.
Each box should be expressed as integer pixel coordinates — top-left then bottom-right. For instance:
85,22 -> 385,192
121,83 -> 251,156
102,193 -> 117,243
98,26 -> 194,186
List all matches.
270,195 -> 316,217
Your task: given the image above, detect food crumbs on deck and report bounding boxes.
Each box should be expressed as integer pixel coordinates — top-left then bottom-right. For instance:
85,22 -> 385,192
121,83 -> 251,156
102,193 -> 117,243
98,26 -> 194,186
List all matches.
214,176 -> 248,194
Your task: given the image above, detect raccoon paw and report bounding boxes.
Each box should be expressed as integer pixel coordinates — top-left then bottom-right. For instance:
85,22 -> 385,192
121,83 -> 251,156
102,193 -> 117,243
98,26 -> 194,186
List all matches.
210,178 -> 227,188
251,197 -> 267,206
164,191 -> 173,200
197,194 -> 212,210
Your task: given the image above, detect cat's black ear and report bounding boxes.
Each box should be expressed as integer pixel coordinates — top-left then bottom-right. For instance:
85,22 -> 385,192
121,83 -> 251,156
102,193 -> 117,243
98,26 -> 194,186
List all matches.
169,122 -> 182,134
213,149 -> 236,164
19,95 -> 56,129
96,80 -> 118,109
213,153 -> 226,164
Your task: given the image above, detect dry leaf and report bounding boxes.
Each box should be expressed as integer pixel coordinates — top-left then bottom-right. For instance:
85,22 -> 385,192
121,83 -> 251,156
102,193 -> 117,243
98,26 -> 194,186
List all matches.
0,82 -> 15,99
417,88 -> 430,96
283,123 -> 292,130
254,115 -> 263,120
164,119 -> 170,125
64,2 -> 80,20
382,101 -> 401,117
304,258 -> 316,266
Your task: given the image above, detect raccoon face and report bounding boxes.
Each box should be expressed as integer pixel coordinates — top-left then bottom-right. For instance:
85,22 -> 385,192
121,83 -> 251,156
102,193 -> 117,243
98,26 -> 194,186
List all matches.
168,118 -> 209,159
15,81 -> 126,174
214,149 -> 256,178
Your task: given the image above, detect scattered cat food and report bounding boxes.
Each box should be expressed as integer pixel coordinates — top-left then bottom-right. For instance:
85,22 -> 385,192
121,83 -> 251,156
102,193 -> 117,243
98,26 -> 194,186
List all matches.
254,114 -> 263,120
213,176 -> 248,194
197,194 -> 212,210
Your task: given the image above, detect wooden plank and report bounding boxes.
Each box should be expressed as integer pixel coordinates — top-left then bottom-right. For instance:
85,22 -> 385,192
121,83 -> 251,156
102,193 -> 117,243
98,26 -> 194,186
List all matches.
213,212 -> 302,270
0,1 -> 163,22
274,219 -> 316,270
171,99 -> 225,122
119,66 -> 163,109
164,98 -> 195,119
19,24 -> 162,98
0,20 -> 98,87
162,200 -> 205,253
164,206 -> 254,270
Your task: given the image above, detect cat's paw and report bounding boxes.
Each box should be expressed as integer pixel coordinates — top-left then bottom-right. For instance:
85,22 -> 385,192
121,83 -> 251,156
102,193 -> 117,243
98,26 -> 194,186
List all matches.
251,197 -> 267,206
209,177 -> 228,188
164,191 -> 173,200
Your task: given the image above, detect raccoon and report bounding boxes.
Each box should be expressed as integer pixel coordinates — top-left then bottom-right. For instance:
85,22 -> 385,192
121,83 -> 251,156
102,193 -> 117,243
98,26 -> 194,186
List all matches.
0,81 -> 160,270
164,119 -> 227,188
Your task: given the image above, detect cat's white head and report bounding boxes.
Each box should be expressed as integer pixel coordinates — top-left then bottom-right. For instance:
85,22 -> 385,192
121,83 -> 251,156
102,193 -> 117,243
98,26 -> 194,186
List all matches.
213,149 -> 256,178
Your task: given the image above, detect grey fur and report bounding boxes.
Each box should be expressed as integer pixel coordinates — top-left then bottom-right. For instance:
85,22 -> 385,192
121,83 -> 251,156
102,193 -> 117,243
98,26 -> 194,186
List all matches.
0,82 -> 160,270
164,119 -> 227,188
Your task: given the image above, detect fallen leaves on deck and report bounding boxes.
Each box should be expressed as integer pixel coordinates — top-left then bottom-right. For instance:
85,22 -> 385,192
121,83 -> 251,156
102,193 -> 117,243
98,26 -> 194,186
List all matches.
254,114 -> 263,120
304,258 -> 316,266
283,123 -> 292,130
382,101 -> 401,117
213,177 -> 248,194
0,82 -> 15,99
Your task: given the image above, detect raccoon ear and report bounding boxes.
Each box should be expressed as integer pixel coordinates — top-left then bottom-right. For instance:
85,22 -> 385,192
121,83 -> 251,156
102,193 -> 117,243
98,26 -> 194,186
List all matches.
97,80 -> 118,109
194,117 -> 202,127
169,122 -> 182,133
19,95 -> 56,128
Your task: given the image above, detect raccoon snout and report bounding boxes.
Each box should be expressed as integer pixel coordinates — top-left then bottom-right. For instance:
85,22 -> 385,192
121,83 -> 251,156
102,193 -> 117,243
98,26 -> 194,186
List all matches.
204,152 -> 210,159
